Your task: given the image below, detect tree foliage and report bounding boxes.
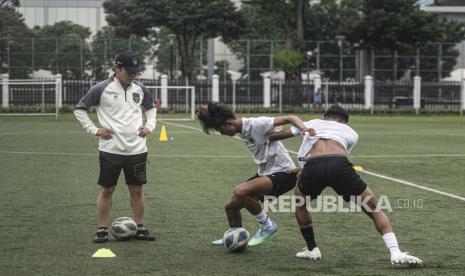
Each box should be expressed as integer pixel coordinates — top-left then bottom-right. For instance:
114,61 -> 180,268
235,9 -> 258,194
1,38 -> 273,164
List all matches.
32,21 -> 91,79
0,0 -> 20,8
350,0 -> 465,80
236,0 -> 465,81
0,7 -> 32,77
351,0 -> 434,51
225,4 -> 284,80
243,0 -> 307,52
103,0 -> 245,80
274,48 -> 304,80
89,26 -> 152,80
305,0 -> 361,41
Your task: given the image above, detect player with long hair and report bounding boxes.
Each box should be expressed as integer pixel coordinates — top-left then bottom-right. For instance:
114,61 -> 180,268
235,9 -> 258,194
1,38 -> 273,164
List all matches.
197,103 -> 312,246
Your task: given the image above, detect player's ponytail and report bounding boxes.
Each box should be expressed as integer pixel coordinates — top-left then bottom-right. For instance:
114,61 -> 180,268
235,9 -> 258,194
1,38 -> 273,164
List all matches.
196,103 -> 235,134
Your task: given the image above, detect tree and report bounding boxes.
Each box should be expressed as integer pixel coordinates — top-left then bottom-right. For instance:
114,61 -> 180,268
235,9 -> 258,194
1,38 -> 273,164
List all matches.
419,17 -> 465,81
305,0 -> 361,41
243,0 -> 307,51
226,4 -> 284,80
0,0 -> 20,8
89,26 -> 152,80
351,0 -> 465,80
304,0 -> 362,80
32,21 -> 91,79
274,48 -> 304,79
103,0 -> 245,81
236,0 -> 309,79
351,0 -> 436,51
0,7 -> 33,78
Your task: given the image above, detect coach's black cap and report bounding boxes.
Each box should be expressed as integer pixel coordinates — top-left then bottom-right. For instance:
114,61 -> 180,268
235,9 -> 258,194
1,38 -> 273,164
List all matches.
115,53 -> 141,74
324,105 -> 349,122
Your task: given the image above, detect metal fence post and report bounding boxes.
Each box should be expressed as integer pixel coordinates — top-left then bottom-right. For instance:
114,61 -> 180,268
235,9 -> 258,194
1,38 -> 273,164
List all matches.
324,79 -> 329,110
461,78 -> 465,116
263,76 -> 271,108
2,74 -> 9,108
55,74 -> 62,109
212,74 -> 219,102
364,75 -> 373,111
270,41 -> 274,73
232,79 -> 236,113
279,80 -> 283,113
314,74 -> 321,94
161,74 -> 168,108
413,76 -> 421,115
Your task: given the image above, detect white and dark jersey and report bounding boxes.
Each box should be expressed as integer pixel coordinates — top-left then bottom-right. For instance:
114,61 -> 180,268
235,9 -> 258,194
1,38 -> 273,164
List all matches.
240,117 -> 296,176
75,76 -> 155,155
291,119 -> 358,167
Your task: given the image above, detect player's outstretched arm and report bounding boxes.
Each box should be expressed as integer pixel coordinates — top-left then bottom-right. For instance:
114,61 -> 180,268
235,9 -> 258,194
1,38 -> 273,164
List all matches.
268,115 -> 315,141
268,128 -> 294,141
273,115 -> 306,130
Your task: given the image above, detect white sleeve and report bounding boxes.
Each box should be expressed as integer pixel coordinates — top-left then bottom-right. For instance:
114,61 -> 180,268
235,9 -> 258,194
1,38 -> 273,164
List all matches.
290,126 -> 300,136
74,109 -> 98,135
253,117 -> 274,135
144,108 -> 157,132
290,120 -> 312,136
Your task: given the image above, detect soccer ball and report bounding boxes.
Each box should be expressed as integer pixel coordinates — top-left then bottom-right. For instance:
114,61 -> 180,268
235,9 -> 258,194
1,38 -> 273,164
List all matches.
110,217 -> 137,240
223,227 -> 250,253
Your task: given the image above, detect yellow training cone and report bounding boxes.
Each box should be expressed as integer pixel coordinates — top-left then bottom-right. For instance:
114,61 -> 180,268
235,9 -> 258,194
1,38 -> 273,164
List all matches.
159,125 -> 168,142
92,248 -> 116,258
353,165 -> 364,172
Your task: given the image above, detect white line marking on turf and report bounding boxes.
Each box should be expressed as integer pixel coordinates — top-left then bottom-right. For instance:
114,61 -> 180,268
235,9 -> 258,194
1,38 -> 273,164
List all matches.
0,151 -> 250,159
359,169 -> 465,202
160,121 -> 204,132
162,122 -> 465,159
166,121 -> 465,202
360,132 -> 465,137
351,154 -> 465,158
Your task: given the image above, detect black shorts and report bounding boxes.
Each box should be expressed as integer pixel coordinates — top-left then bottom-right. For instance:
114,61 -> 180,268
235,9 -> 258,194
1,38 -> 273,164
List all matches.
298,155 -> 367,201
247,171 -> 297,201
98,151 -> 148,186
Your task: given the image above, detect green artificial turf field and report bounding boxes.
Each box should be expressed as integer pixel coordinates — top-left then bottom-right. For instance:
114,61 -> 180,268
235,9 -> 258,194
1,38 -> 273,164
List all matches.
1,114 -> 464,275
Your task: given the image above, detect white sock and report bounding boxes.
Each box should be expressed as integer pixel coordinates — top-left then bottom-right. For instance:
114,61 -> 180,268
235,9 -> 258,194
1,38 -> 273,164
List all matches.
255,211 -> 273,230
383,232 -> 401,255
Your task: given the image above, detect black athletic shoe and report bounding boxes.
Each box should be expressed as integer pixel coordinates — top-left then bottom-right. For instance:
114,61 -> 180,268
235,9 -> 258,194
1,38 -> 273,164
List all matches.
94,228 -> 109,243
135,226 -> 155,241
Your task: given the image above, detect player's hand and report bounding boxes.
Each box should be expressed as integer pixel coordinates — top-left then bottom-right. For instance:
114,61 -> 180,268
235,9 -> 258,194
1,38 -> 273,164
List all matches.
138,126 -> 152,137
96,128 -> 113,140
300,127 -> 316,136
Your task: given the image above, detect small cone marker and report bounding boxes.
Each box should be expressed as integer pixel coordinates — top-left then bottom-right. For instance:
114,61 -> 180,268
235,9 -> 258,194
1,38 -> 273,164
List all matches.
92,248 -> 116,258
353,165 -> 364,172
159,125 -> 168,142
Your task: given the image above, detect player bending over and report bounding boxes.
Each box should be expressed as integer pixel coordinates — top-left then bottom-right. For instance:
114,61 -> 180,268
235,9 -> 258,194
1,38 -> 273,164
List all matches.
197,103 -> 310,246
268,105 -> 422,266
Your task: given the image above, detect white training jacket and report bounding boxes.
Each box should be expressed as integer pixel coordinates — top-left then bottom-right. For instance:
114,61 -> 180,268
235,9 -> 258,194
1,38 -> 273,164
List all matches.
240,117 -> 296,176
290,119 -> 358,167
74,76 -> 156,155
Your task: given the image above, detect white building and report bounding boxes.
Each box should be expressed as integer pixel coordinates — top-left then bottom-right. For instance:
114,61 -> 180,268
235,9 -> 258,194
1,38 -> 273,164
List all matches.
17,0 -> 105,33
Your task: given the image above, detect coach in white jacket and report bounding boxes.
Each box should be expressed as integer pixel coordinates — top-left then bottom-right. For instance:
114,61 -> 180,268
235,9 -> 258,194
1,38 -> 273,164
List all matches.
74,53 -> 156,243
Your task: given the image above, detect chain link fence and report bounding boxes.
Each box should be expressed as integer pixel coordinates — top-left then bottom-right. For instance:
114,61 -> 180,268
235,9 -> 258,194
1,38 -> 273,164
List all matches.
1,38 -> 463,82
